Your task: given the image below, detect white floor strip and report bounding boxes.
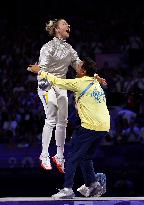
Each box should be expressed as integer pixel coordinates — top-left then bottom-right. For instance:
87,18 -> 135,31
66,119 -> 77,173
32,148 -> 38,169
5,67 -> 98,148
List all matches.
0,197 -> 144,201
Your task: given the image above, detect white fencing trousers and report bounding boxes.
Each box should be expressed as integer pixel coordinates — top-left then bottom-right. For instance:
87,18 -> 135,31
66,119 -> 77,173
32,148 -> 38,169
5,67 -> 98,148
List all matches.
38,87 -> 68,157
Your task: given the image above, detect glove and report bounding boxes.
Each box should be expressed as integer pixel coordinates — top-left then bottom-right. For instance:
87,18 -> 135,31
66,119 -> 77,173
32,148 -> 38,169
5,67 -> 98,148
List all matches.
38,78 -> 51,91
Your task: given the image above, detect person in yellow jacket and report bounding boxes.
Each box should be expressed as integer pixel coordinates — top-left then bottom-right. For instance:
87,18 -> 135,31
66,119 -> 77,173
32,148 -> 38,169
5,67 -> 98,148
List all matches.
27,57 -> 110,199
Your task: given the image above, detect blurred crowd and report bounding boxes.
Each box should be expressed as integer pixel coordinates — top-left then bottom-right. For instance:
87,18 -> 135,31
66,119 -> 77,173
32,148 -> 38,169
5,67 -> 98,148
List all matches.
0,13 -> 144,147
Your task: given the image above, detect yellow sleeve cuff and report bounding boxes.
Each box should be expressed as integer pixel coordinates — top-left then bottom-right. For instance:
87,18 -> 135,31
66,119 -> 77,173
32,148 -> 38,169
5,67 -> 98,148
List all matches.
39,71 -> 48,79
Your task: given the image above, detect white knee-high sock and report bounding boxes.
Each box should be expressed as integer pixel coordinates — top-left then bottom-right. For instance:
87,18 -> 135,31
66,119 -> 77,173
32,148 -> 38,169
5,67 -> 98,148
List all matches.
55,125 -> 66,158
41,123 -> 53,157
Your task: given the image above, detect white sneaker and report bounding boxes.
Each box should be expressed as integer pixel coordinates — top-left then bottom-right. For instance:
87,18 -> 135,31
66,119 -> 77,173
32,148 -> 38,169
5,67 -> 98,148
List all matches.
39,155 -> 52,170
52,188 -> 75,199
52,155 -> 65,173
77,181 -> 102,197
77,184 -> 89,197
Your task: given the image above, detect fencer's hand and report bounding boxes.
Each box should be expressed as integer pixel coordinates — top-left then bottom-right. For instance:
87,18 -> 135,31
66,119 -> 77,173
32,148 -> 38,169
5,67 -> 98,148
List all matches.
94,74 -> 107,85
27,65 -> 40,73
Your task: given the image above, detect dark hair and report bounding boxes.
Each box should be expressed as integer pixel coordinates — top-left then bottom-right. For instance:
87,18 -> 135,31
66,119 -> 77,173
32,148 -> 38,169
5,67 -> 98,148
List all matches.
81,57 -> 97,77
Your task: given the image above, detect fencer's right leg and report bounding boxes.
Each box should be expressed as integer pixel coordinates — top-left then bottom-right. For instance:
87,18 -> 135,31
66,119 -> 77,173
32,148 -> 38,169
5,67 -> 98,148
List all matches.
38,89 -> 57,170
41,119 -> 55,157
40,121 -> 53,170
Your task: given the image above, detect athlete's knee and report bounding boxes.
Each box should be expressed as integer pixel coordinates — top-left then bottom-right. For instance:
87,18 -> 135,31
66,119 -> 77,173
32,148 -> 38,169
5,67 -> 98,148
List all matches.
57,113 -> 68,127
44,119 -> 56,128
56,120 -> 68,128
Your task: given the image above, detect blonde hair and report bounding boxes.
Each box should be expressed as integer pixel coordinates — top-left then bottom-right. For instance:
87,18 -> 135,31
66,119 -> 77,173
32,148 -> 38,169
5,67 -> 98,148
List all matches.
45,19 -> 60,36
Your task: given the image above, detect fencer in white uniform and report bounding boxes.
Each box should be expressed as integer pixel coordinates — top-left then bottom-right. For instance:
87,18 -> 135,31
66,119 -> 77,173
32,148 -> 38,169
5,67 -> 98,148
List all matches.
38,19 -> 81,172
